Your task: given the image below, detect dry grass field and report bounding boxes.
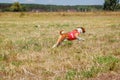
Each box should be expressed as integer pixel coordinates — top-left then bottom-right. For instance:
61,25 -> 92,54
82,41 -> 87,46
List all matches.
0,12 -> 120,80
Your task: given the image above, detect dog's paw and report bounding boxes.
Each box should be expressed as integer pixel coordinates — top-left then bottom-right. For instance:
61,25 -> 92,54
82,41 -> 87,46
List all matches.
82,39 -> 85,41
52,44 -> 57,48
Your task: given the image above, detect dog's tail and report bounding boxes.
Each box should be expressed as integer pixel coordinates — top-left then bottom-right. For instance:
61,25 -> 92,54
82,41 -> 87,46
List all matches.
60,30 -> 64,35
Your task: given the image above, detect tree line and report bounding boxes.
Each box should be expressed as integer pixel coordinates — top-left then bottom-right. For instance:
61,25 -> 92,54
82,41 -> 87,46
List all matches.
0,0 -> 120,12
0,2 -> 103,12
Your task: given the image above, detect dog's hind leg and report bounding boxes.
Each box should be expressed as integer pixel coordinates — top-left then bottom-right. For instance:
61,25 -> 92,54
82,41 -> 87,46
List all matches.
52,35 -> 66,48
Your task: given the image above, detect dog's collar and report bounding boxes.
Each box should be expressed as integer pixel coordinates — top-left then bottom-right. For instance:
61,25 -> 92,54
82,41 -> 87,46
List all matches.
77,28 -> 83,33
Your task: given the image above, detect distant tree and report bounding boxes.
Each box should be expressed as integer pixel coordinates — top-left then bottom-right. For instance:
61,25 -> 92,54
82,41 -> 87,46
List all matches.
117,4 -> 120,10
103,0 -> 119,11
10,2 -> 23,12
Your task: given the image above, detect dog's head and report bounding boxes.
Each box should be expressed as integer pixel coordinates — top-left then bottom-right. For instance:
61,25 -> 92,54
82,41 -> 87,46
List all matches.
77,27 -> 85,33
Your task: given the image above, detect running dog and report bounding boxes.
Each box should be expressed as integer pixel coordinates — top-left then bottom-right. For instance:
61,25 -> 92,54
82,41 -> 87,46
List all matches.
52,27 -> 85,48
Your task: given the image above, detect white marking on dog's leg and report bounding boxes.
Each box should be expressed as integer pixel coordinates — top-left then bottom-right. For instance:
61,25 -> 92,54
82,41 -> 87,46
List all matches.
76,36 -> 85,41
52,44 -> 57,48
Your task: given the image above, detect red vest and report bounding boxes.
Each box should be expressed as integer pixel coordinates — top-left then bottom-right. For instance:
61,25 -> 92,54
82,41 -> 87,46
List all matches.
67,30 -> 80,40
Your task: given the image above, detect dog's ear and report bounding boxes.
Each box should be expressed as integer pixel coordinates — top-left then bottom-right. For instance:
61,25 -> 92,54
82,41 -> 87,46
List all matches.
77,27 -> 85,33
81,27 -> 85,33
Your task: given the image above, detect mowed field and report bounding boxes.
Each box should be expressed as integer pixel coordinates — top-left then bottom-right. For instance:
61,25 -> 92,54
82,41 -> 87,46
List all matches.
0,12 -> 120,80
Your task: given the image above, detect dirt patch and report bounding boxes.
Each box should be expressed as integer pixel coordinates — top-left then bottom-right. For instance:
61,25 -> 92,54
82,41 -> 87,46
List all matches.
0,71 -> 6,79
89,72 -> 120,80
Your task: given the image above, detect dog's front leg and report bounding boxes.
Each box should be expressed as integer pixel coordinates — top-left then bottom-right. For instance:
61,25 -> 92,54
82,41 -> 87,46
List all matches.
76,36 -> 85,41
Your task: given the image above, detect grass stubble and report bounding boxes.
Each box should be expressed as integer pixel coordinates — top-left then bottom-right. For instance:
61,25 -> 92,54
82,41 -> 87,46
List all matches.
0,12 -> 120,80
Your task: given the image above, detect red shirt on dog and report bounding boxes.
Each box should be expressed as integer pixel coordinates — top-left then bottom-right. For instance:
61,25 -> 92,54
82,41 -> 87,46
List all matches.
67,30 -> 80,40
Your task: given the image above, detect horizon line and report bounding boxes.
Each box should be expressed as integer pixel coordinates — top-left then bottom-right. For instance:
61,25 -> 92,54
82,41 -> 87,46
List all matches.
0,2 -> 103,6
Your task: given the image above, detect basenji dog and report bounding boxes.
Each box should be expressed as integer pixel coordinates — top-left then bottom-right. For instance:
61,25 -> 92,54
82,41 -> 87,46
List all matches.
52,27 -> 85,48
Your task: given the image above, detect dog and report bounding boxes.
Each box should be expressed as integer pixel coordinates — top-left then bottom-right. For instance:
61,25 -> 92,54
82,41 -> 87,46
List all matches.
52,27 -> 85,48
